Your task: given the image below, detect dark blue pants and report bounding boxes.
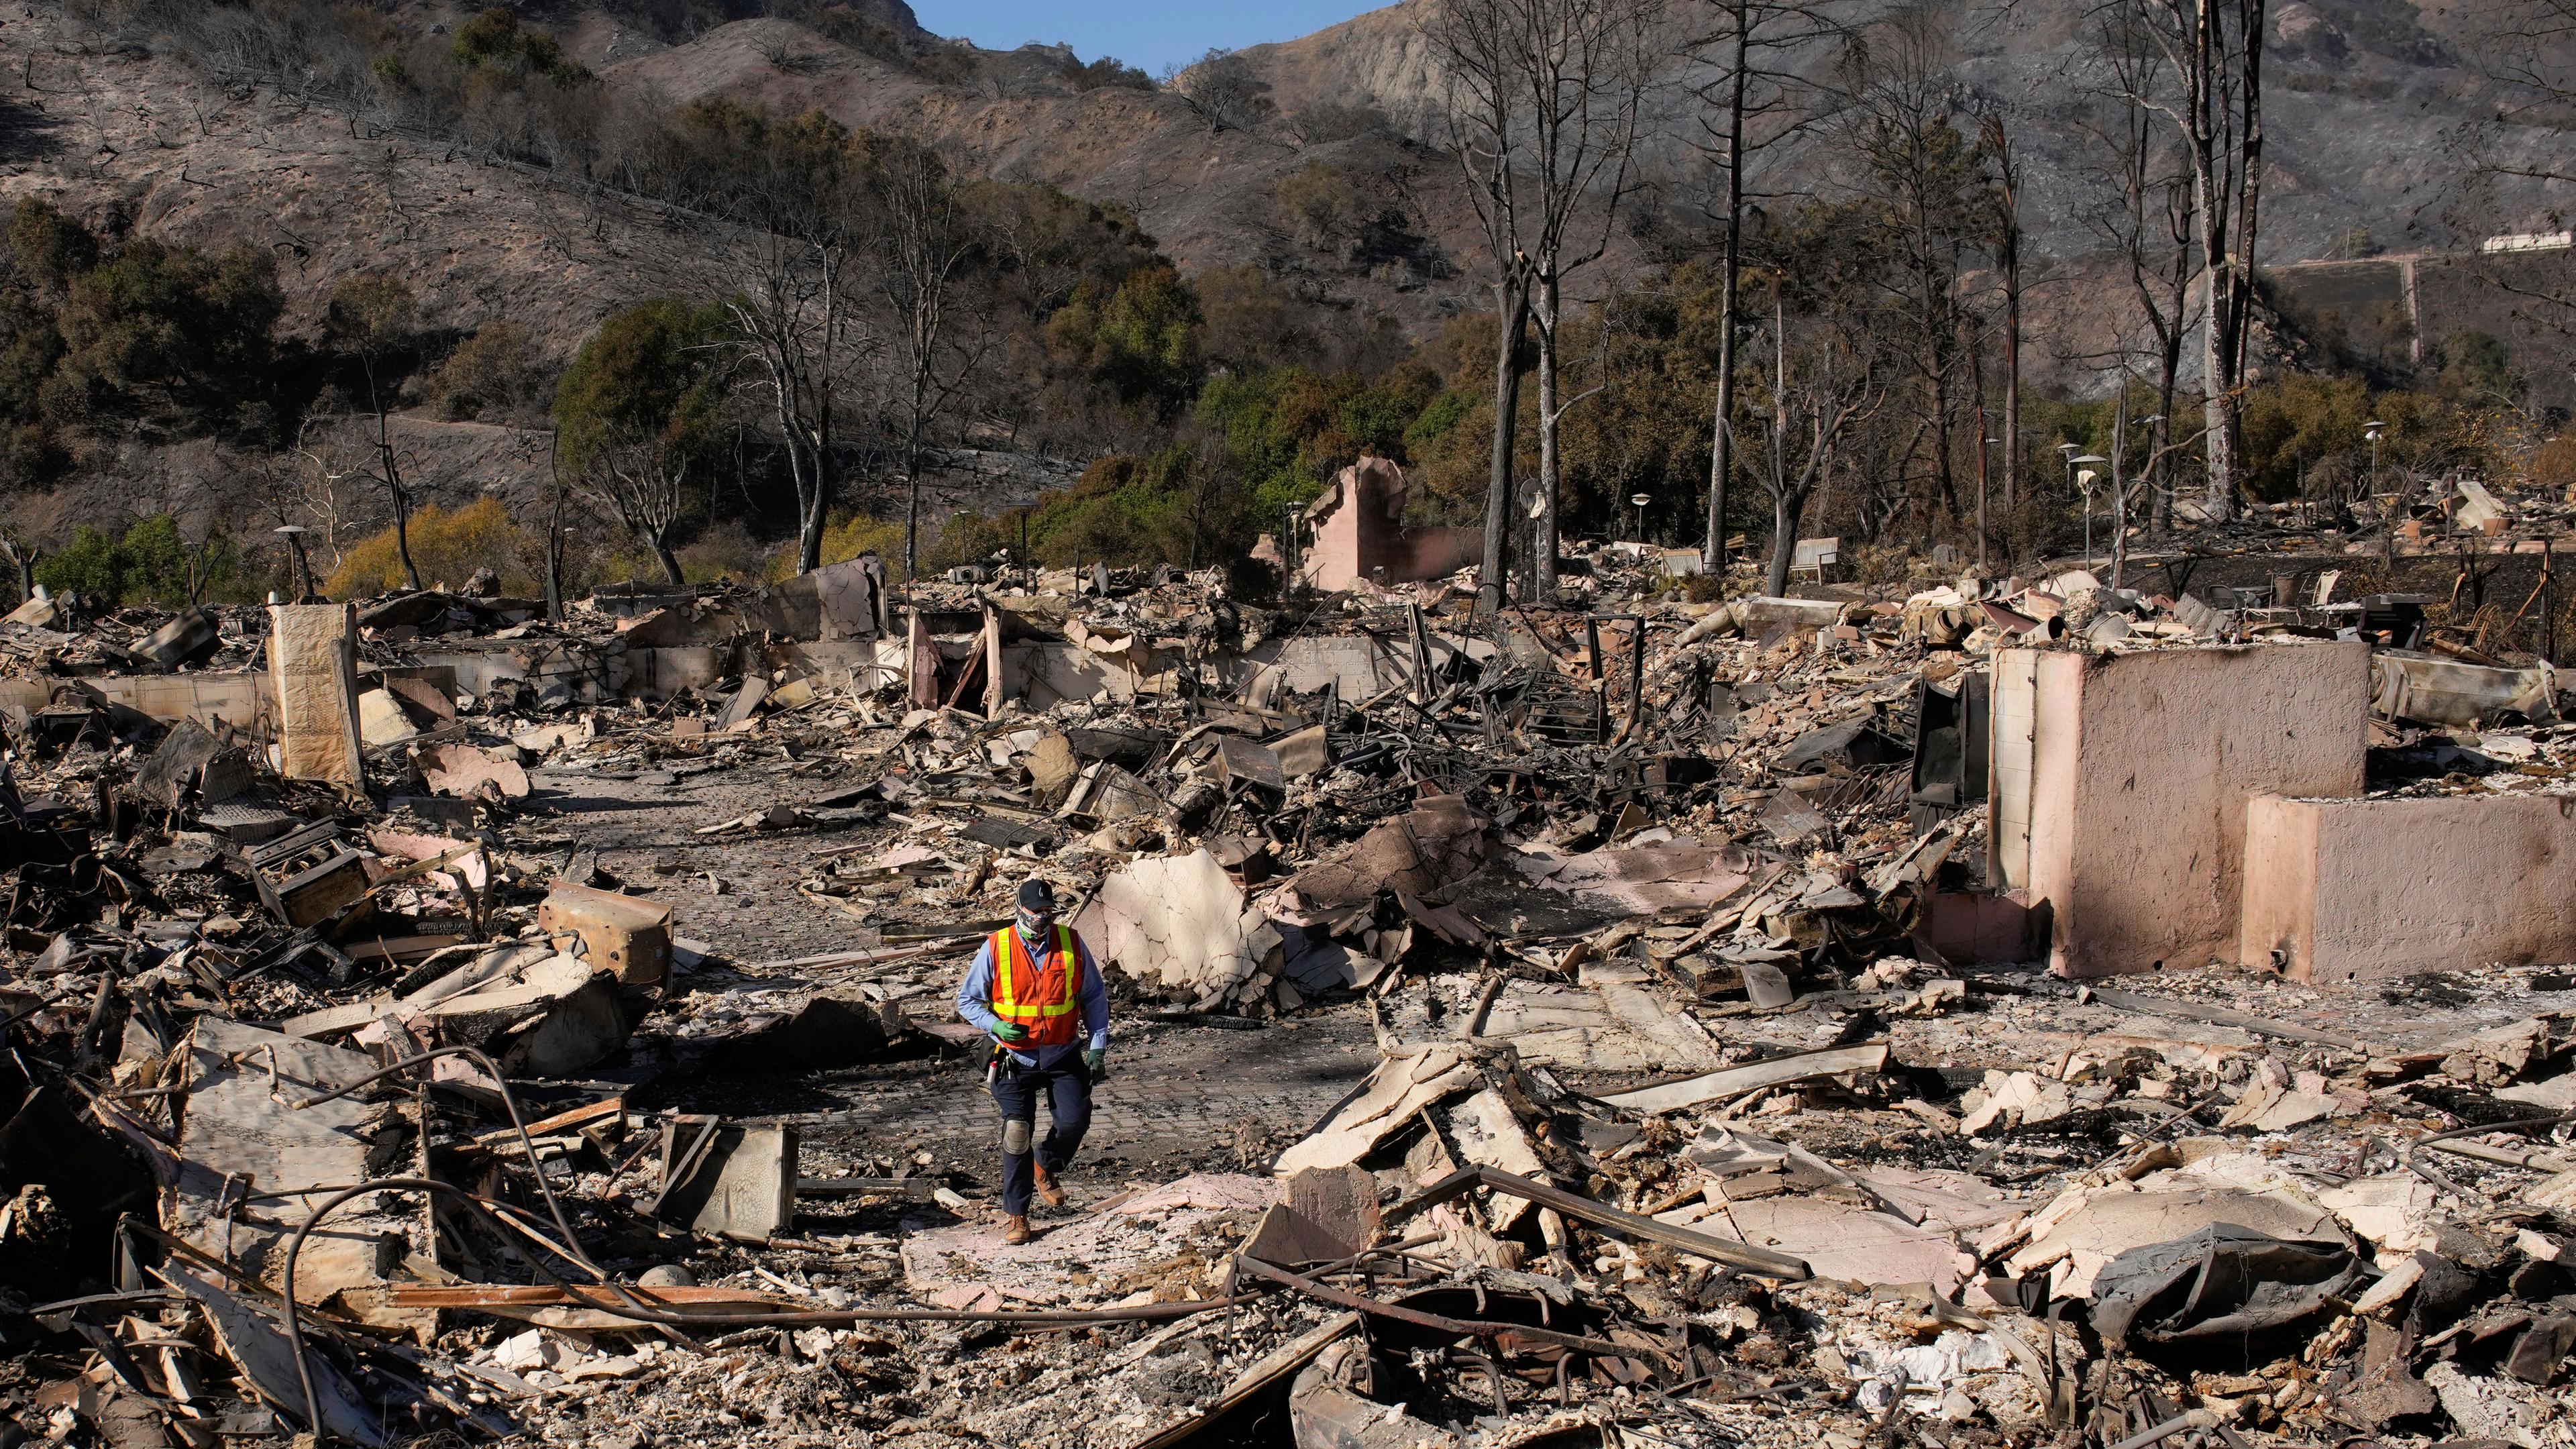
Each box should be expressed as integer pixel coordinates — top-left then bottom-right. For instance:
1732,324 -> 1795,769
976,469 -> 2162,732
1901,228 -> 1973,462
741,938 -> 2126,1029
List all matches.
989,1048 -> 1091,1216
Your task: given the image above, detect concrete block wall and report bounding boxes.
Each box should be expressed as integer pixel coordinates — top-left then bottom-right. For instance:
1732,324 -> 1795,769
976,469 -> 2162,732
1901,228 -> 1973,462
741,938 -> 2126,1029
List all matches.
0,672 -> 270,732
2004,640 -> 2373,978
2242,793 -> 2576,984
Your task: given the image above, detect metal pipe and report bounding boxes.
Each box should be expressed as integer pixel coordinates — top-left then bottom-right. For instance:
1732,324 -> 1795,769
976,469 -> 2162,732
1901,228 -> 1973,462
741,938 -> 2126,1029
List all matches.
2407,1110 -> 2576,1200
290,1046 -> 588,1271
1383,1165 -> 1810,1279
1460,971 -> 1507,1039
1231,1251 -> 1638,1362
2106,1408 -> 2222,1449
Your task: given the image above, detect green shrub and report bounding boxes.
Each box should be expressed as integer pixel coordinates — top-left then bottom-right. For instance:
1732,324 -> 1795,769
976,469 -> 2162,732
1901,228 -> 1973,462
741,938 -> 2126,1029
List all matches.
431,322 -> 545,421
1277,162 -> 1358,250
1062,54 -> 1152,92
323,498 -> 528,598
761,513 -> 904,582
34,514 -> 246,606
451,8 -> 584,83
961,449 -> 1232,571
35,525 -> 117,600
50,237 -> 282,431
1046,266 -> 1201,419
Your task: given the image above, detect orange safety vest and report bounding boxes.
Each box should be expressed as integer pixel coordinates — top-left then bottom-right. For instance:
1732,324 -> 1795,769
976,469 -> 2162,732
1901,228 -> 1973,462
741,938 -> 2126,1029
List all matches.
987,924 -> 1084,1048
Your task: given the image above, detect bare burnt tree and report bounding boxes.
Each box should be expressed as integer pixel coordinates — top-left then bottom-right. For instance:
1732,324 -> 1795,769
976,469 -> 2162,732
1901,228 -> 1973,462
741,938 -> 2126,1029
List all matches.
1423,0 -> 1542,612
325,272 -> 425,590
1422,0 -> 1653,605
274,413 -> 360,582
1519,0 -> 1652,598
877,142 -> 995,584
725,230 -> 870,576
2080,1 -> 2204,539
1173,49 -> 1275,133
577,435 -> 695,585
1838,4 -> 1995,542
1686,0 -> 1839,572
1748,290 -> 1898,596
702,123 -> 880,576
541,429 -> 568,622
1978,113 -> 2024,537
1743,215 -> 1903,596
2125,0 -> 2267,519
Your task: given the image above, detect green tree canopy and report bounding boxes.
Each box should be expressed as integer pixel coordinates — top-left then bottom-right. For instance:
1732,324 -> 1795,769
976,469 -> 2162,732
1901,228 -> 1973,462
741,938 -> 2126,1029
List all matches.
325,271 -> 419,362
1045,265 -> 1202,418
451,7 -> 582,82
50,238 -> 281,432
8,201 -> 97,299
555,299 -> 729,584
36,514 -> 245,606
554,298 -> 727,467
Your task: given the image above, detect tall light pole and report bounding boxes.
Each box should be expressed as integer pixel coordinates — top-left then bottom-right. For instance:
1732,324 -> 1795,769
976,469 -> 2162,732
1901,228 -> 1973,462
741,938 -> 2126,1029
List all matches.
274,525 -> 313,602
2365,421 -> 2390,566
2070,454 -> 2108,575
1631,493 -> 1652,546
1980,433 -> 2000,569
2058,442 -> 2080,570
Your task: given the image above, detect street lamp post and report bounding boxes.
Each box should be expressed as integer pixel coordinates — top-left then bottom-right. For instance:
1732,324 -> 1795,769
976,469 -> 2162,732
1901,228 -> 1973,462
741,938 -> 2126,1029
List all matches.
1631,493 -> 1652,546
2070,454 -> 2108,575
1980,434 -> 2000,569
2058,443 -> 2080,568
2365,421 -> 2393,566
274,526 -> 313,602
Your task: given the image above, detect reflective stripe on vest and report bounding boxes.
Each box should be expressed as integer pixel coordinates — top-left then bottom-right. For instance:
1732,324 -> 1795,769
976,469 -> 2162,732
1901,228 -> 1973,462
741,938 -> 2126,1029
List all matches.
988,924 -> 1082,1047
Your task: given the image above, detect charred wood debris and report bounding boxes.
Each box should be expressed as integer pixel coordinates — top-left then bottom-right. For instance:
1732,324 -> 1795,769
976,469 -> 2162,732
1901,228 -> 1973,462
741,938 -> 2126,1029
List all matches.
0,535 -> 2570,1449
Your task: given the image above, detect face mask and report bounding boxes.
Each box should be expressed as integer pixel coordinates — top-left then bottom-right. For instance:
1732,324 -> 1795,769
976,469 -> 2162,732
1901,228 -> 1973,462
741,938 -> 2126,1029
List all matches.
1018,909 -> 1054,940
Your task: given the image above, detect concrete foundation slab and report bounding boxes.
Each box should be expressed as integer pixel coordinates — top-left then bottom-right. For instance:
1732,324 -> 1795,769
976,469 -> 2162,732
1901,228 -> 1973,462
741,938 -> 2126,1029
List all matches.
2242,793 -> 2576,984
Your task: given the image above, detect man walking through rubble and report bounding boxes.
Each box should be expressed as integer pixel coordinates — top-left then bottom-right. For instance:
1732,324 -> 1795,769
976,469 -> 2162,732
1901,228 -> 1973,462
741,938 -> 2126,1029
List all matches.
954,879 -> 1108,1244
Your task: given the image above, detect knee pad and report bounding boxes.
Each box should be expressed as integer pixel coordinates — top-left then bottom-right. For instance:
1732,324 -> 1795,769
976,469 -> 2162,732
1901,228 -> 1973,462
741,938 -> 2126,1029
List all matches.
1002,1118 -> 1034,1156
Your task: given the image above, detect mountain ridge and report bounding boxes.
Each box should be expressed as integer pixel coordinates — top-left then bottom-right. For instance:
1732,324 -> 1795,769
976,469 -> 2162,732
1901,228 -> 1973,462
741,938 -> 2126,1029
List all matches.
0,0 -> 2566,571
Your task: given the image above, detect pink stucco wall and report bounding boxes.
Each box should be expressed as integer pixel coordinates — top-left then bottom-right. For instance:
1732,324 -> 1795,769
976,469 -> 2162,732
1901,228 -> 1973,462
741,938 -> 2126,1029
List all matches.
2017,641 -> 2372,978
1298,457 -> 1485,593
2243,792 -> 2576,984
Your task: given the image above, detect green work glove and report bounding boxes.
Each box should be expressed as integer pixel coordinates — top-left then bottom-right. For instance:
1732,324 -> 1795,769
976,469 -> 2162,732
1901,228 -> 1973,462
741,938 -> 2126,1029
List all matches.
1083,1047 -> 1106,1080
994,1023 -> 1030,1044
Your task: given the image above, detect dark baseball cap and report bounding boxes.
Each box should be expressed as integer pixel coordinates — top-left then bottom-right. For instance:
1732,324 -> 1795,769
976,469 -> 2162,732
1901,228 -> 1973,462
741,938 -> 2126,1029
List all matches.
1016,879 -> 1057,914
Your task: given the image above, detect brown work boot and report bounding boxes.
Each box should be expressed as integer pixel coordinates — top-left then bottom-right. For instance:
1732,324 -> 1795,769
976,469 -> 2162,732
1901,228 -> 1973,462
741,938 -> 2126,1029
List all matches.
1002,1214 -> 1032,1245
1033,1165 -> 1067,1208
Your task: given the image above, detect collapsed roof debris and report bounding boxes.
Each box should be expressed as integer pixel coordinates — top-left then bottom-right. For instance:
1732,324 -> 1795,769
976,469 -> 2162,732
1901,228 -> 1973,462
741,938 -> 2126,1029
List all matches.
3,496 -> 2575,1449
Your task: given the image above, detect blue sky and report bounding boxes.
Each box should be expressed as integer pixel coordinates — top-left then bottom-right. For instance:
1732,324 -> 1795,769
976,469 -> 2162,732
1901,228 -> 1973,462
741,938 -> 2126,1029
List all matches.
911,1 -> 1379,75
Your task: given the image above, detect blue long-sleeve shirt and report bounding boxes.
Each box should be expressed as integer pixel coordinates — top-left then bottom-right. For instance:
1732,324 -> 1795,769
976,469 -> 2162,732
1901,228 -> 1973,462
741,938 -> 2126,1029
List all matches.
955,924 -> 1109,1064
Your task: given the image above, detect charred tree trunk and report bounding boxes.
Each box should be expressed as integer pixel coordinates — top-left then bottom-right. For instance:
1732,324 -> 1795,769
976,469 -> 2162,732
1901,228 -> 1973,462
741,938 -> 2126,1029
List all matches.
1705,9 -> 1752,576
1534,270 -> 1563,600
1481,279 -> 1529,612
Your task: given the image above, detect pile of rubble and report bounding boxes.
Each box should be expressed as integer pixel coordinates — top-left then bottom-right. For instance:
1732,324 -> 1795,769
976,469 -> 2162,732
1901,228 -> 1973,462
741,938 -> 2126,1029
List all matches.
1,462 -> 2574,1449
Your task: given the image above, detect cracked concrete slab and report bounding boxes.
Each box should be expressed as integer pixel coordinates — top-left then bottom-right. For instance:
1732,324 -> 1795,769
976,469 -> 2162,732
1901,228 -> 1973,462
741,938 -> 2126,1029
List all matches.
1077,849 -> 1269,1004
